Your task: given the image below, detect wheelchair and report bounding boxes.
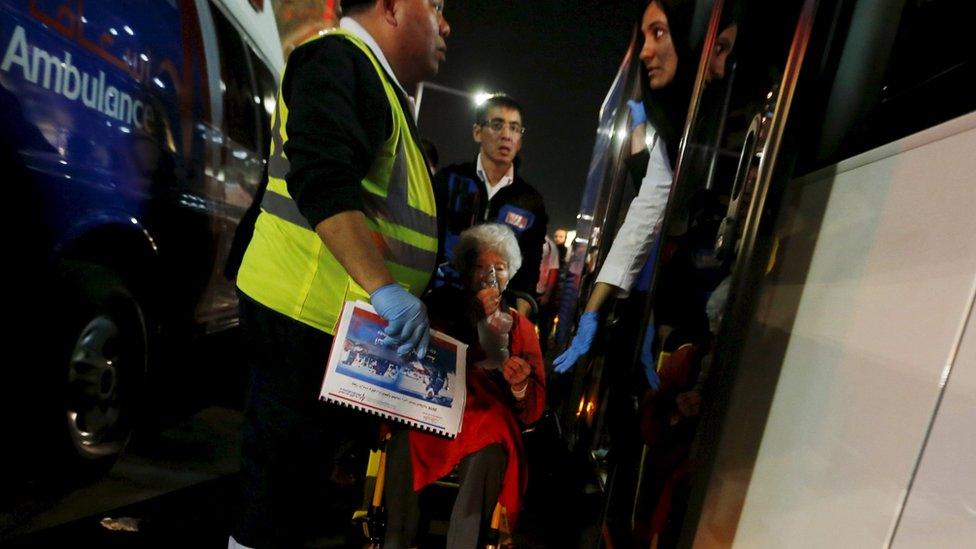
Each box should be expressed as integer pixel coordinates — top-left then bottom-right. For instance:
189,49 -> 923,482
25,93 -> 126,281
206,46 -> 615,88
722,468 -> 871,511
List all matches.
352,433 -> 512,549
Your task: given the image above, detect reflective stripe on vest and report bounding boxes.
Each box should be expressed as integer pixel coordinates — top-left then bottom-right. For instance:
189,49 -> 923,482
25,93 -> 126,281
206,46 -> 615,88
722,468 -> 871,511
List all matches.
236,29 -> 437,334
262,135 -> 438,273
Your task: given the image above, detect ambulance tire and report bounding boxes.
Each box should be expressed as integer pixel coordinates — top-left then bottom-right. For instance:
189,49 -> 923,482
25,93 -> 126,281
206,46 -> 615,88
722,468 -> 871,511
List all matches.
54,261 -> 147,476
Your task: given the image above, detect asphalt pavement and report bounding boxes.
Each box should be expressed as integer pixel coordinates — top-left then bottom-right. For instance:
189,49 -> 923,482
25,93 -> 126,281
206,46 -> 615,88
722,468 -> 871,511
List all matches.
0,328 -> 602,548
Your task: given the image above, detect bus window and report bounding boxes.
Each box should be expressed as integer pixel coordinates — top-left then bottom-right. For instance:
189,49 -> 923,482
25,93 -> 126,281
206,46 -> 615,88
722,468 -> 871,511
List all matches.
810,0 -> 976,168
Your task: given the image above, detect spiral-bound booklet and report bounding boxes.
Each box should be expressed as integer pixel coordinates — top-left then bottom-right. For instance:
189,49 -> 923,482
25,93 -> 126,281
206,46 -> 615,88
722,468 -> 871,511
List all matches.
320,301 -> 467,438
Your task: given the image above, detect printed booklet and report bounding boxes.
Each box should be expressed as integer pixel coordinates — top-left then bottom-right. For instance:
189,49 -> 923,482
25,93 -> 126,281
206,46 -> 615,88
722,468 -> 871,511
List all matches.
320,301 -> 466,437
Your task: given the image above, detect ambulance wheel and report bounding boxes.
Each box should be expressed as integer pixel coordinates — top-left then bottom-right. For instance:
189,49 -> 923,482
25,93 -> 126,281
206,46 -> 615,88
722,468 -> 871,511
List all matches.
57,261 -> 147,474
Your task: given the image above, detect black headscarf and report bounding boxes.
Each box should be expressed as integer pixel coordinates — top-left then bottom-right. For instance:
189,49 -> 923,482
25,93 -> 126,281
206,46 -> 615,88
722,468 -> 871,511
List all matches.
637,0 -> 698,168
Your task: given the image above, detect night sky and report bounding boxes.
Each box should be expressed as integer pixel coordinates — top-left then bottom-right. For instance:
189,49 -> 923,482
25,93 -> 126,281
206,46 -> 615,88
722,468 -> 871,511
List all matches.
416,0 -> 637,231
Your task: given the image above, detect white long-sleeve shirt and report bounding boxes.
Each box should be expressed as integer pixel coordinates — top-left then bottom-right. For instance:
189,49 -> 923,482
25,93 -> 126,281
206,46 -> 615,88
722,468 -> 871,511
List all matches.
595,129 -> 673,297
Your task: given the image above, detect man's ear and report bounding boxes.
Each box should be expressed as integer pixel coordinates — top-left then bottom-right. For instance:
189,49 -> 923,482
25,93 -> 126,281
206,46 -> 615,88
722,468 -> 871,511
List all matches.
473,123 -> 483,144
381,0 -> 398,25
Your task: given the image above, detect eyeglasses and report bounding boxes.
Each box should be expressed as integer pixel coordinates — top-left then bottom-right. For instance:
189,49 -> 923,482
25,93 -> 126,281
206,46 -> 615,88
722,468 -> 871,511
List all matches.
480,119 -> 526,135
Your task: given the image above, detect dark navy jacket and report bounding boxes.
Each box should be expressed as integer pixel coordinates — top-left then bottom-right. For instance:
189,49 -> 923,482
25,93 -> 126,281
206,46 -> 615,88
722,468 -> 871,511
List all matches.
433,160 -> 548,297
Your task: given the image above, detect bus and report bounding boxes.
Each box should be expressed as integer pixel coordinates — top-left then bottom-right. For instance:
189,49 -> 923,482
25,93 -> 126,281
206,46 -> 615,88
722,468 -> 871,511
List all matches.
557,0 -> 975,546
1,0 -> 281,474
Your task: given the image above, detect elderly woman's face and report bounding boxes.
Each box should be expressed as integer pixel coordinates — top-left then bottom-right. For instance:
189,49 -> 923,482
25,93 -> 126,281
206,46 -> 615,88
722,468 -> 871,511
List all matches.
468,248 -> 510,291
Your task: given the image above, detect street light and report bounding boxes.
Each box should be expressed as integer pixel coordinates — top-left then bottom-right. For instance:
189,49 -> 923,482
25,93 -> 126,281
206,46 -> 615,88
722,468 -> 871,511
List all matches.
414,82 -> 488,119
473,92 -> 494,106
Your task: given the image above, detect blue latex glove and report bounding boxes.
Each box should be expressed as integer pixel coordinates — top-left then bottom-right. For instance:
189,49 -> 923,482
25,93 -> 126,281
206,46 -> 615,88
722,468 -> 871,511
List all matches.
552,311 -> 600,373
370,283 -> 430,359
639,320 -> 662,391
626,99 -> 647,131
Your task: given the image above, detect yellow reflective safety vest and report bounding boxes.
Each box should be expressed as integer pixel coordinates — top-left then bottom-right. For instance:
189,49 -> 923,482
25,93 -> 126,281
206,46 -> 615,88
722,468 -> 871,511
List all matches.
237,29 -> 437,335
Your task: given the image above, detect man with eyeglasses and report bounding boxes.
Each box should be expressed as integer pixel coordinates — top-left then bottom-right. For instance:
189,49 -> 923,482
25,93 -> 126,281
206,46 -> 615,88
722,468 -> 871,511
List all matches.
434,94 -> 549,317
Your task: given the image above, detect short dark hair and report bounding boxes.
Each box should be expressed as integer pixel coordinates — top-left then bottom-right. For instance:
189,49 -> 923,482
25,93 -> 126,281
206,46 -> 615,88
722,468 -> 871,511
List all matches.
341,0 -> 376,15
475,94 -> 524,125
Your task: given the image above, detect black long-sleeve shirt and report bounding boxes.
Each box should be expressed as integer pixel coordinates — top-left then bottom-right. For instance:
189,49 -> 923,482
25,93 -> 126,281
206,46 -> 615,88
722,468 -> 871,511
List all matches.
280,37 -> 391,229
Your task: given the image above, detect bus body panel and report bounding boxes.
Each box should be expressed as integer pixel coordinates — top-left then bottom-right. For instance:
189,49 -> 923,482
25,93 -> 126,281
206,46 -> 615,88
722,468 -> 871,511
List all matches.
731,113 -> 976,547
893,289 -> 976,547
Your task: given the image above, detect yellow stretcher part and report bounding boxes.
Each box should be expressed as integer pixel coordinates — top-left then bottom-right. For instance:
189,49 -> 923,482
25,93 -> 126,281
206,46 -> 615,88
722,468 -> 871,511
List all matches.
352,446 -> 384,521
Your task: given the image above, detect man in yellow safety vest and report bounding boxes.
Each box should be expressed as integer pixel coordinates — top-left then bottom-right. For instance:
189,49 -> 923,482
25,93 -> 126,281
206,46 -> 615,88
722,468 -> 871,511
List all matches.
230,0 -> 450,546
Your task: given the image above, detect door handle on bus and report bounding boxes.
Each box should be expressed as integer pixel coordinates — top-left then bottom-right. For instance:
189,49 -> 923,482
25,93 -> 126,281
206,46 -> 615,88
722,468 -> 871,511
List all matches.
716,112 -> 762,261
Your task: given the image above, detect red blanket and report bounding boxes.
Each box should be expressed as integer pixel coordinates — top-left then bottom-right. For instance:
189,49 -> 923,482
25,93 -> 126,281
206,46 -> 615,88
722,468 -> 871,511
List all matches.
409,310 -> 545,527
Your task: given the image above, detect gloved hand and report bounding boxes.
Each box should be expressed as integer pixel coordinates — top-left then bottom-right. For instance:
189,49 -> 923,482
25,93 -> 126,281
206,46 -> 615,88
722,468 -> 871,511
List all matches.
370,283 -> 430,359
626,99 -> 647,131
552,311 -> 600,373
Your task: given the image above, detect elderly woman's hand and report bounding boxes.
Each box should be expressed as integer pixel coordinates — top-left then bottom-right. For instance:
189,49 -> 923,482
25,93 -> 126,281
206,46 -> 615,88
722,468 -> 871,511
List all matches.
476,287 -> 502,318
503,356 -> 531,393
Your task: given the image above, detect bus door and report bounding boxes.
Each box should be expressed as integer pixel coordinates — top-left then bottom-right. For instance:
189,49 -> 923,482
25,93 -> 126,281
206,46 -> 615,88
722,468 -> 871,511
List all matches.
559,35 -> 649,446
609,0 -> 823,546
680,0 -> 976,546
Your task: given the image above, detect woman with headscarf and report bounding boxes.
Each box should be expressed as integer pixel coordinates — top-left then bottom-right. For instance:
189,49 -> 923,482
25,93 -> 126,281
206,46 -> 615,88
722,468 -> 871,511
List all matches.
554,0 -> 698,373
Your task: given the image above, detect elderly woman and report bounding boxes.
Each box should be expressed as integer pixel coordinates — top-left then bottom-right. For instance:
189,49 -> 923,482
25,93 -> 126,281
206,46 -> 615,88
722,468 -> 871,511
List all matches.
384,223 -> 546,549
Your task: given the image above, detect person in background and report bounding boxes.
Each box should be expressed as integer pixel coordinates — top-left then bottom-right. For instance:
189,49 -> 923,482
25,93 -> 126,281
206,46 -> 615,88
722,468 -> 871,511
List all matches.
706,18 -> 737,83
536,233 -> 561,355
433,94 -> 548,317
553,227 -> 569,265
229,0 -> 450,546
